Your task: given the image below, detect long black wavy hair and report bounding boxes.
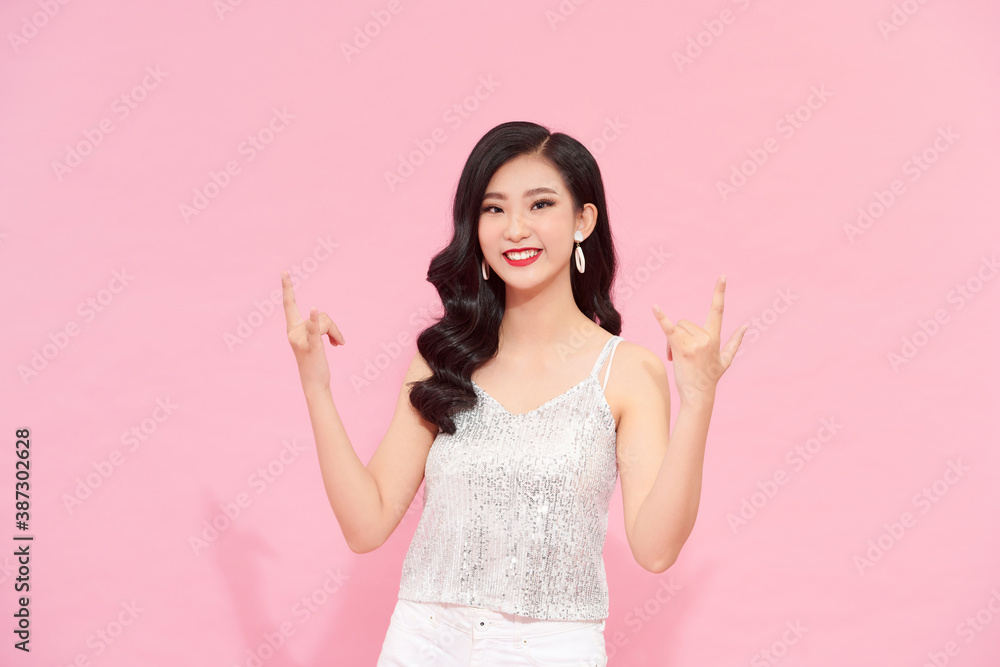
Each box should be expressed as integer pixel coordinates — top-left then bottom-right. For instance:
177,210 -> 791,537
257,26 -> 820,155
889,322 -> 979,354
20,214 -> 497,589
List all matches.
408,120 -> 621,434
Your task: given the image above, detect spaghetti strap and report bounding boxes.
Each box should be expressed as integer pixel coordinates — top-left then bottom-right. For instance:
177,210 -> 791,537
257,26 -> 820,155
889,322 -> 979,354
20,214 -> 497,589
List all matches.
589,335 -> 623,381
602,340 -> 620,392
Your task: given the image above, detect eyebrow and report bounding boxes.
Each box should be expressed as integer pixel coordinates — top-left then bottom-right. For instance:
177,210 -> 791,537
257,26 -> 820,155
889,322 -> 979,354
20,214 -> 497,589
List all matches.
482,186 -> 560,201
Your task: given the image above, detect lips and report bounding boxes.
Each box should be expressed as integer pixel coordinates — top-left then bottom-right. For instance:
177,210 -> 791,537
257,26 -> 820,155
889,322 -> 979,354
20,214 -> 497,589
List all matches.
503,248 -> 541,266
503,247 -> 540,257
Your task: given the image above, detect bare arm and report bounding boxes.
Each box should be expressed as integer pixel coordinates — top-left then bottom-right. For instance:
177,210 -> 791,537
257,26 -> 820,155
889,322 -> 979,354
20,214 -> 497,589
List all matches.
305,353 -> 438,553
625,275 -> 745,570
281,271 -> 437,553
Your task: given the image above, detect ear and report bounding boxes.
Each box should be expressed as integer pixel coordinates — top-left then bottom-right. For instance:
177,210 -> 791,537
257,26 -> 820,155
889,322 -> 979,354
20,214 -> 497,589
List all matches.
576,203 -> 599,240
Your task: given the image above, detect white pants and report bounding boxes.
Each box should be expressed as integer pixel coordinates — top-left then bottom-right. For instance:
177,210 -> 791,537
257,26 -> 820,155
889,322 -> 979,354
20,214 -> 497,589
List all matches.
377,598 -> 608,666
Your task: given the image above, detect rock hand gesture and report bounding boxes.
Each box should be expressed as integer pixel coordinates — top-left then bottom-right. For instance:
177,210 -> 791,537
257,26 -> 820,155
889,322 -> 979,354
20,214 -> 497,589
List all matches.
281,271 -> 347,399
651,274 -> 748,405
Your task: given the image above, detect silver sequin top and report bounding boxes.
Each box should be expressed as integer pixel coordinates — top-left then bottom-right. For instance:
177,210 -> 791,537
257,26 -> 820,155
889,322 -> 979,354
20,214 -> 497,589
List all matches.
398,335 -> 624,621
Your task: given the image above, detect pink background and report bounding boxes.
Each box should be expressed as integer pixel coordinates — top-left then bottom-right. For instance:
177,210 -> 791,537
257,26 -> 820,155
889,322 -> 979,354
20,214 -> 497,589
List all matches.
3,0 -> 999,664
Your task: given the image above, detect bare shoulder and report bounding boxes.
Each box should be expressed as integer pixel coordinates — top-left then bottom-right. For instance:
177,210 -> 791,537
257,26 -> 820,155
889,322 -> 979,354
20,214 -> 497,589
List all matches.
611,340 -> 668,385
404,348 -> 434,385
391,349 -> 437,439
605,340 -> 670,425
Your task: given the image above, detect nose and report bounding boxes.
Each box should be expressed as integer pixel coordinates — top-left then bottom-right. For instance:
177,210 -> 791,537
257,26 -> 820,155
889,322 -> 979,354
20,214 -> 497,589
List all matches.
503,209 -> 529,241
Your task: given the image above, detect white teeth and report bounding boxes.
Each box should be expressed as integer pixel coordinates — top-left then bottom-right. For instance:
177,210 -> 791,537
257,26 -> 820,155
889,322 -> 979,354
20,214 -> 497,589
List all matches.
505,249 -> 540,260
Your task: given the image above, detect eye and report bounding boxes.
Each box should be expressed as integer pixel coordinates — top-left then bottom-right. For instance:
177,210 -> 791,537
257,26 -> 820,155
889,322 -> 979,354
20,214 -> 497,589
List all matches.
533,199 -> 555,210
481,205 -> 501,214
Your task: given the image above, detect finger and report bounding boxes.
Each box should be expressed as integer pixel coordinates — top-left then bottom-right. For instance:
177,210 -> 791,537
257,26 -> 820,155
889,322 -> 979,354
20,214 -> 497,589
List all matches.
317,313 -> 346,346
652,304 -> 674,361
307,306 -> 322,343
651,304 -> 674,335
704,275 -> 726,339
673,319 -> 701,337
281,271 -> 302,333
721,323 -> 749,368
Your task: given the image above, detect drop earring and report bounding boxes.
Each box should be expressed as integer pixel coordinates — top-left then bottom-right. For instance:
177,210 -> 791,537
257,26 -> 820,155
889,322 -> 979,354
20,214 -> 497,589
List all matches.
574,230 -> 586,273
481,258 -> 490,280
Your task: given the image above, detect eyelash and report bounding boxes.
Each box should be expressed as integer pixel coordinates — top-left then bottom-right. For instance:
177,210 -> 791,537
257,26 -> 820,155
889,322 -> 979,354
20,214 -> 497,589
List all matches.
481,199 -> 555,214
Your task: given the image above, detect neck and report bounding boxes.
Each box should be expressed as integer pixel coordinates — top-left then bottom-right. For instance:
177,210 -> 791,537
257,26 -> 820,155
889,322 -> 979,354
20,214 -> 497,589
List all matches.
497,272 -> 603,353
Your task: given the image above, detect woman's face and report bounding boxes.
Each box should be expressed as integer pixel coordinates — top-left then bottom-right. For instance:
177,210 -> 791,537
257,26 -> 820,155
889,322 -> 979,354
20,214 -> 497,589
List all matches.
478,153 -> 595,290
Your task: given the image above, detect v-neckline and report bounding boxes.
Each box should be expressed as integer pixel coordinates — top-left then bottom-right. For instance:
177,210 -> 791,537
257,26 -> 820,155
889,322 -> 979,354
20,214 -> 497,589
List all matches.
470,336 -> 616,418
471,376 -> 594,418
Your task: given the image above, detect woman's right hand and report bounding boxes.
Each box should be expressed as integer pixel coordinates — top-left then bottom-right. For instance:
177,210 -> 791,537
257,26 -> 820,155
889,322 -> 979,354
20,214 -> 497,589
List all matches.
281,271 -> 346,398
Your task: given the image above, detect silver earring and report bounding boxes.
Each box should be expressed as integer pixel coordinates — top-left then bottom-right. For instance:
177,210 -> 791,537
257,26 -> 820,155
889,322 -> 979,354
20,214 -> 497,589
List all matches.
482,258 -> 490,280
573,230 -> 586,273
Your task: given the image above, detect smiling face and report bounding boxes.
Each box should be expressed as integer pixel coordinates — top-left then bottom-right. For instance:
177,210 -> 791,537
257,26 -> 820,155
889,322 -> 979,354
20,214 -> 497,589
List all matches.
478,153 -> 596,291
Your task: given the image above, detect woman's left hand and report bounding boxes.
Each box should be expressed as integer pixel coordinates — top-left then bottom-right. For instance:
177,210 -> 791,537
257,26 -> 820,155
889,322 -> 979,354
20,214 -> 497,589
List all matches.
651,275 -> 748,405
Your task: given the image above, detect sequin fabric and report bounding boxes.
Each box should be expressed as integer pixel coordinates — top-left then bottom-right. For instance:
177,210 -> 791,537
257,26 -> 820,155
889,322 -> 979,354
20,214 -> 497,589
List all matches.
397,335 -> 624,621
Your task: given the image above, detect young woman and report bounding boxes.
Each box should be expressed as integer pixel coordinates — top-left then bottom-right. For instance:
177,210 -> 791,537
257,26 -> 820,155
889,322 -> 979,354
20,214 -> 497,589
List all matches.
280,121 -> 747,665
